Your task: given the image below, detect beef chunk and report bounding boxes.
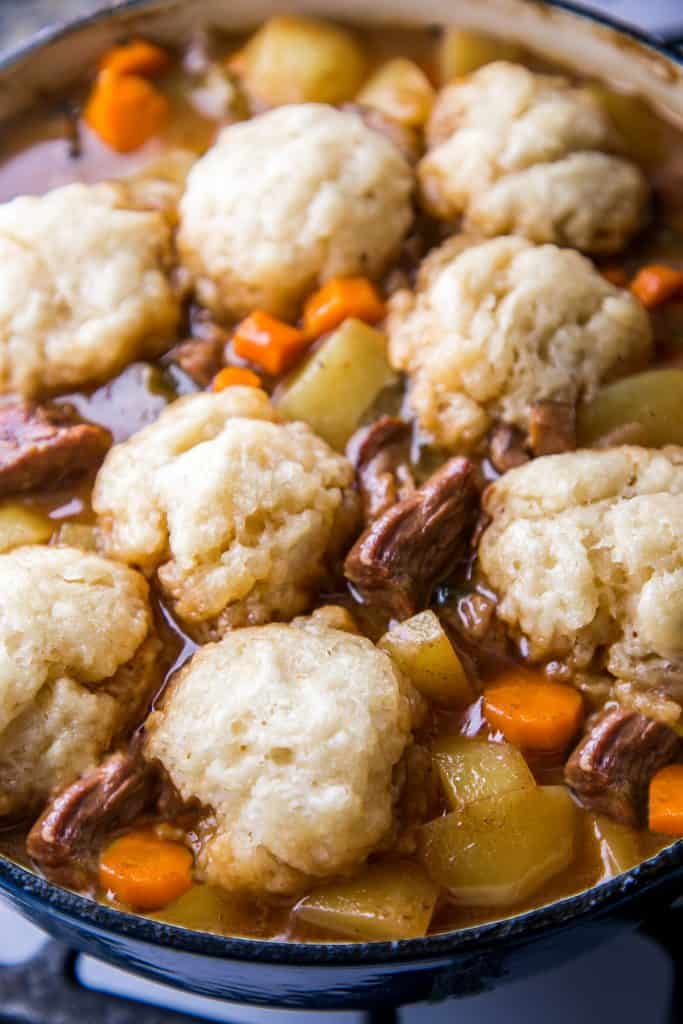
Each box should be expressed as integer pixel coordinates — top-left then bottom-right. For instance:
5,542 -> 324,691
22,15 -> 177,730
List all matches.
166,308 -> 228,388
564,705 -> 680,826
167,331 -> 227,387
528,400 -> 576,457
438,589 -> 511,681
347,416 -> 415,523
168,337 -> 224,388
344,456 -> 479,619
0,399 -> 111,497
488,423 -> 529,474
27,748 -> 158,887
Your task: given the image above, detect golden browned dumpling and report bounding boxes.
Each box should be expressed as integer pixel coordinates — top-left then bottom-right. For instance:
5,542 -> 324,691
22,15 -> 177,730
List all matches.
479,447 -> 683,691
144,617 -> 420,894
387,235 -> 651,449
419,62 -> 648,252
0,183 -> 180,397
177,104 -> 414,319
93,388 -> 358,639
0,545 -> 158,818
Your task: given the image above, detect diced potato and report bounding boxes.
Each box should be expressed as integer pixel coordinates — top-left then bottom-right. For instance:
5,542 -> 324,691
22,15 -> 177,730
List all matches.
379,611 -> 474,708
357,58 -> 435,128
237,15 -> 367,106
588,85 -> 665,167
275,318 -> 396,450
419,785 -> 577,906
590,814 -> 641,875
151,884 -> 255,935
295,860 -> 438,940
54,522 -> 100,551
0,503 -> 53,553
577,369 -> 683,448
439,28 -> 522,83
431,735 -> 535,811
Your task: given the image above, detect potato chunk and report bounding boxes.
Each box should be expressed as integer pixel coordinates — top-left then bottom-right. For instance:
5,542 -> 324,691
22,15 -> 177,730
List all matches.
432,736 -> 535,811
238,15 -> 366,106
152,884 -> 257,936
577,369 -> 683,448
295,861 -> 438,940
419,786 -> 577,906
275,319 -> 396,450
588,86 -> 665,167
379,611 -> 474,708
590,814 -> 641,874
438,28 -> 521,82
0,503 -> 53,552
357,58 -> 435,127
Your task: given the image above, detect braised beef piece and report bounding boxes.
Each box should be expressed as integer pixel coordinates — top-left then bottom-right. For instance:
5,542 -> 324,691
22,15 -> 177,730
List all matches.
167,336 -> 225,388
27,748 -> 159,888
344,456 -> 479,619
347,416 -> 415,524
165,306 -> 229,388
528,400 -> 577,457
341,103 -> 421,165
0,399 -> 111,497
564,705 -> 680,826
438,590 -> 511,680
488,423 -> 529,474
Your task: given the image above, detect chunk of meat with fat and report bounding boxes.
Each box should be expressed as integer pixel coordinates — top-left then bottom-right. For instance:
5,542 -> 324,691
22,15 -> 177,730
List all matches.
346,415 -> 415,523
527,400 -> 576,457
488,423 -> 529,474
0,399 -> 111,496
344,456 -> 479,619
564,705 -> 680,826
166,312 -> 228,387
27,748 -> 158,887
167,337 -> 224,387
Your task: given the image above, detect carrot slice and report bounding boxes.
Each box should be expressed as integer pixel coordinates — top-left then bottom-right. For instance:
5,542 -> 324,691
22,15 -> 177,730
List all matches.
85,71 -> 168,152
99,831 -> 193,910
232,311 -> 310,376
303,277 -> 386,338
212,366 -> 262,391
649,764 -> 683,836
99,39 -> 171,78
630,265 -> 683,309
601,267 -> 628,288
483,672 -> 584,751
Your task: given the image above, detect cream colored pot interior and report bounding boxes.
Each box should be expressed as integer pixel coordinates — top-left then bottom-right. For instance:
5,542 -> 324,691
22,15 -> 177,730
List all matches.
0,0 -> 682,126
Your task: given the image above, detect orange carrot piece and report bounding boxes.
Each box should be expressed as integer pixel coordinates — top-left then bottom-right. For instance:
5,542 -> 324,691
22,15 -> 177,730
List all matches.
601,267 -> 628,288
483,672 -> 584,751
85,71 -> 168,152
99,39 -> 171,78
232,311 -> 310,376
649,764 -> 683,836
630,265 -> 683,309
303,277 -> 386,338
99,831 -> 193,910
212,366 -> 262,391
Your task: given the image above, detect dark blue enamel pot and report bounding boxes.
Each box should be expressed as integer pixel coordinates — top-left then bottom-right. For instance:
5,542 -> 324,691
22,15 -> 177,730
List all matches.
1,0 -> 683,1012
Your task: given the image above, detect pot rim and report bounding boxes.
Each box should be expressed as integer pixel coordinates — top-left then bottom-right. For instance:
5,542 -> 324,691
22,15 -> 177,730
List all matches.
0,0 -> 682,967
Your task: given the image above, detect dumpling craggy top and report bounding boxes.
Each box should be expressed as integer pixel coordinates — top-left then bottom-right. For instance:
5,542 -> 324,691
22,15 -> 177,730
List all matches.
0,16 -> 683,945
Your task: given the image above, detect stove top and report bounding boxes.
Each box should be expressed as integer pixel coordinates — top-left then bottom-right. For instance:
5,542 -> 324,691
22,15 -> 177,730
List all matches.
1,2 -> 683,1022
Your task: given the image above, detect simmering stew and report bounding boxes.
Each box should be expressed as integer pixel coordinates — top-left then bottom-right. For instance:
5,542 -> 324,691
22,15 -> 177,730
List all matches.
1,15 -> 683,943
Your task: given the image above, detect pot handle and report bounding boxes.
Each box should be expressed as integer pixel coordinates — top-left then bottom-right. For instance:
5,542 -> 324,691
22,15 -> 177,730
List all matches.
0,940 -> 208,1024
